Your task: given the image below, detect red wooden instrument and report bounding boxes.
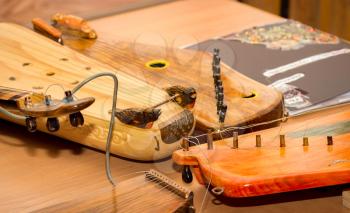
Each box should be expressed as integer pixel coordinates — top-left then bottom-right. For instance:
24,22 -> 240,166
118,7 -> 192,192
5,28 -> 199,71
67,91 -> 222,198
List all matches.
173,104 -> 350,197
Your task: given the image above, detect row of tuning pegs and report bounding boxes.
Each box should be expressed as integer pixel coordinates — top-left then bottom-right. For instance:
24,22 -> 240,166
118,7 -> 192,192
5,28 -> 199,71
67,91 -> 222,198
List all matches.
212,48 -> 227,124
230,133 -> 335,149
25,91 -> 85,133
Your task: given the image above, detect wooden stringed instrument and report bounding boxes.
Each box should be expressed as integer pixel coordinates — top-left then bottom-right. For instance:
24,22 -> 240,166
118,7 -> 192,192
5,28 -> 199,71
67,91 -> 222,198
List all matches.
31,14 -> 284,133
173,103 -> 350,197
2,168 -> 194,212
0,20 -> 282,161
0,23 -> 195,161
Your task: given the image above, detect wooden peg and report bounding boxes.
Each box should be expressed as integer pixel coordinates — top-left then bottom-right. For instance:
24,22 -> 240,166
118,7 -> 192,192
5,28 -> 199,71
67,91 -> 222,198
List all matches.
256,135 -> 262,147
280,135 -> 286,147
182,138 -> 189,151
327,136 -> 333,145
303,137 -> 309,146
207,131 -> 213,150
32,18 -> 63,45
232,131 -> 238,149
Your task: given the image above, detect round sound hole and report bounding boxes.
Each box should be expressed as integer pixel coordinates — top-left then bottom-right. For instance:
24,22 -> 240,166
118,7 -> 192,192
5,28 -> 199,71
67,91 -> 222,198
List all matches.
242,92 -> 257,99
145,59 -> 169,70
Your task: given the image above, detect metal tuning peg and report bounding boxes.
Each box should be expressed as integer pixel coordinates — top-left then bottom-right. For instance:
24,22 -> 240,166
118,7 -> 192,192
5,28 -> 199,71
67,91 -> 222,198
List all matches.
212,48 -> 221,65
69,111 -> 84,127
46,117 -> 60,132
219,104 -> 227,123
25,116 -> 37,132
182,165 -> 193,183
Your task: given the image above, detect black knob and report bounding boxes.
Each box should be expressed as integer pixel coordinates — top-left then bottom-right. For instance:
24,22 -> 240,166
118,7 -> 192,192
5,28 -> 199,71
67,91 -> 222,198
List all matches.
69,111 -> 84,127
25,117 -> 37,132
46,117 -> 60,132
182,165 -> 193,183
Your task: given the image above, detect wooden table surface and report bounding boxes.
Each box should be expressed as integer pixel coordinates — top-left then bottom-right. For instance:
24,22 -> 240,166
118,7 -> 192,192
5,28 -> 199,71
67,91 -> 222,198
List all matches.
1,0 -> 349,212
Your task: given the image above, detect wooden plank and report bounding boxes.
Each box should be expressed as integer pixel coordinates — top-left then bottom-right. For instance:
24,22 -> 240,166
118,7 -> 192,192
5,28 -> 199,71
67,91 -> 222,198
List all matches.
241,0 -> 281,15
343,189 -> 350,209
90,0 -> 283,47
290,0 -> 350,40
0,0 -> 171,25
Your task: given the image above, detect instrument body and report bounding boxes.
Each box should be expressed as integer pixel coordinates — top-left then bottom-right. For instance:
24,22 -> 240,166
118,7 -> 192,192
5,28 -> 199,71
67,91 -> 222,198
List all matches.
173,104 -> 350,197
64,37 -> 284,132
0,23 -> 194,161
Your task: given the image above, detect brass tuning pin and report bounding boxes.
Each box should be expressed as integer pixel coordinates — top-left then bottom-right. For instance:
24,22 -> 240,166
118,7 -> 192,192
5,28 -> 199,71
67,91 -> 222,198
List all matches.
256,135 -> 262,147
327,136 -> 333,145
280,135 -> 286,147
232,131 -> 238,149
207,130 -> 213,150
303,137 -> 309,146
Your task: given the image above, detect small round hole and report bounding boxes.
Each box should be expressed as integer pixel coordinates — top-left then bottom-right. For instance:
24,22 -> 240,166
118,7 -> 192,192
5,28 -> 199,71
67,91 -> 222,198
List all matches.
46,72 -> 55,76
9,76 -> 16,81
22,62 -> 30,66
242,92 -> 257,99
85,66 -> 91,70
32,86 -> 44,90
60,58 -> 68,61
145,59 -> 169,70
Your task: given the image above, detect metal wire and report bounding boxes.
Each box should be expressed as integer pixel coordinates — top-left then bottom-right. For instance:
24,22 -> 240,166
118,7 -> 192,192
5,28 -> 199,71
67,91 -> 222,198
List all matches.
71,72 -> 119,186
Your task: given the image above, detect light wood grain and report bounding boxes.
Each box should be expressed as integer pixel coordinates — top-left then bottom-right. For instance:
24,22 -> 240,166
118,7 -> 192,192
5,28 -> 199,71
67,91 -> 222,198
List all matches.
173,103 -> 350,197
0,0 -> 170,25
1,0 -> 349,212
0,23 -> 192,161
64,39 -> 283,130
90,0 -> 283,47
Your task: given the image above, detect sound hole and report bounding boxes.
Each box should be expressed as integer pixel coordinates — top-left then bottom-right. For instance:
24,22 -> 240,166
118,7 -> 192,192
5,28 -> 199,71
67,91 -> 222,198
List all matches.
145,59 -> 169,70
242,92 -> 256,98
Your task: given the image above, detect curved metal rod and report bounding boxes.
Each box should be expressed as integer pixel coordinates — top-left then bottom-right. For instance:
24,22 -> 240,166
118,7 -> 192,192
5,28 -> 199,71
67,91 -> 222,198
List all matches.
72,72 -> 119,186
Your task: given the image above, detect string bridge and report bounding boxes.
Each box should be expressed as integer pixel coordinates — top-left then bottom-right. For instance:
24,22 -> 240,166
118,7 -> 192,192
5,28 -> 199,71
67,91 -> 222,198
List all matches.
114,107 -> 161,129
145,169 -> 193,199
165,85 -> 197,109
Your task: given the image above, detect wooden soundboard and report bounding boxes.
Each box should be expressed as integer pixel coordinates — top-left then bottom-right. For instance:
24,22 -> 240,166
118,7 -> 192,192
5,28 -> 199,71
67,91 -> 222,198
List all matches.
0,22 -> 283,161
0,23 -> 194,161
173,103 -> 350,197
65,38 -> 283,131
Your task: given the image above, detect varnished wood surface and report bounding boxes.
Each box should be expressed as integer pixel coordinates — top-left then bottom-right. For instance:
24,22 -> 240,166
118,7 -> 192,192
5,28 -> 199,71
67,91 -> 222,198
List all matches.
65,39 -> 283,130
1,0 -> 349,212
90,0 -> 283,47
1,109 -> 350,212
0,0 -> 170,25
173,104 -> 350,197
0,23 -> 191,161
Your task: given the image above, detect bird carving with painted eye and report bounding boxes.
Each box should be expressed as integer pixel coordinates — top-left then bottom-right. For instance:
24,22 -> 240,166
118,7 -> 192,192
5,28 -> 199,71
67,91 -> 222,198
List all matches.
114,108 -> 162,129
165,86 -> 197,109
